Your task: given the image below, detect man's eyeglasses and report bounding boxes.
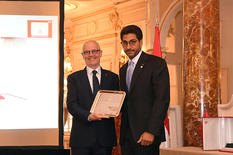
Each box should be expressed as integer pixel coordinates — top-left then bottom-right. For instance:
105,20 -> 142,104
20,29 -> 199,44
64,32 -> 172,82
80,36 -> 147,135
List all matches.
82,49 -> 101,55
121,39 -> 137,47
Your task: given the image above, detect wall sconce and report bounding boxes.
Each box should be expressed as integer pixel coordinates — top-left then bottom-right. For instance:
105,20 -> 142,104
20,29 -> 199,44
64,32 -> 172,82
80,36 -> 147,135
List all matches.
65,2 -> 77,11
119,49 -> 128,68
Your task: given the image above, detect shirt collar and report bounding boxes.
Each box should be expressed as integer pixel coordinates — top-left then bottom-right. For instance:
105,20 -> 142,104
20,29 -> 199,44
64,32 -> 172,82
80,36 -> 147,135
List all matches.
128,50 -> 142,66
86,66 -> 101,75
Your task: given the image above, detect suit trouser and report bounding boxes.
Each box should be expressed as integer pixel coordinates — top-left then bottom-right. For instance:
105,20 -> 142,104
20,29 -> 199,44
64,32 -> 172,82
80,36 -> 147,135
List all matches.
71,144 -> 112,155
121,128 -> 161,155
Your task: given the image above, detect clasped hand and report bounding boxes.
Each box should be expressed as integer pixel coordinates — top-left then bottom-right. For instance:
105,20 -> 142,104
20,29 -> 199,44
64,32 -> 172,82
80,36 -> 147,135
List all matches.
137,132 -> 154,146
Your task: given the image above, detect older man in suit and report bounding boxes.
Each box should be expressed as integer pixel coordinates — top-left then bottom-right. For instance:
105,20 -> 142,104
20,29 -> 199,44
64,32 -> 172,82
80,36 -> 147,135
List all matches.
67,40 -> 119,155
119,25 -> 170,155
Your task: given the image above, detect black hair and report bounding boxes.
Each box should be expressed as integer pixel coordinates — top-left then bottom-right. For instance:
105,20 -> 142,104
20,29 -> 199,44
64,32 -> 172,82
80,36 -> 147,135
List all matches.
120,25 -> 143,41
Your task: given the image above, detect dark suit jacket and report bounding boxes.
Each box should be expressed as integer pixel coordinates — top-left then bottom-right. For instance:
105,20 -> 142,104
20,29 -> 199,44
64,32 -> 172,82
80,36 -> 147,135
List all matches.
67,67 -> 119,147
119,52 -> 170,144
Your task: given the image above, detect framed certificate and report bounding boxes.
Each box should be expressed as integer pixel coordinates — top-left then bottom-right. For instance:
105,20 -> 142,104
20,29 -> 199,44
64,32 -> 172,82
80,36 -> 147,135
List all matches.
90,90 -> 126,117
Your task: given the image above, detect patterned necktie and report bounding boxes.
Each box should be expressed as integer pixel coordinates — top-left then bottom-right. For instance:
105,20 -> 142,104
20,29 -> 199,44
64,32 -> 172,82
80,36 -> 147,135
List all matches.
92,70 -> 100,96
126,61 -> 134,91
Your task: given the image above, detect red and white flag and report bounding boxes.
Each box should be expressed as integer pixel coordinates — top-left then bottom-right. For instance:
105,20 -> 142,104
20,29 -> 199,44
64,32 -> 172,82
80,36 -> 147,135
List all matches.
152,26 -> 162,57
0,95 -> 5,100
152,25 -> 170,148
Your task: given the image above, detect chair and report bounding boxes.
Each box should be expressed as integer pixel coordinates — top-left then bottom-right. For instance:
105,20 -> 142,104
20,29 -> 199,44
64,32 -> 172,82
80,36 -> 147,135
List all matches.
218,94 -> 233,117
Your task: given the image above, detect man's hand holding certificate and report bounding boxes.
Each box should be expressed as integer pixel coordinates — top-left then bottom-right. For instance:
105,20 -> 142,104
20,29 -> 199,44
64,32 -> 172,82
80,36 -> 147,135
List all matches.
88,113 -> 110,121
90,90 -> 126,117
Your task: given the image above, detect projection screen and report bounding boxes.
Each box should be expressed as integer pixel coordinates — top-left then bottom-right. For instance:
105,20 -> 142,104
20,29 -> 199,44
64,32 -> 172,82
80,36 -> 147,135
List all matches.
0,0 -> 64,147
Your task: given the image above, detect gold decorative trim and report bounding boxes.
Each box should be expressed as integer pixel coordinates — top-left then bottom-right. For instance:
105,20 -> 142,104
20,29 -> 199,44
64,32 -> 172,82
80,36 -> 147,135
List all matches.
71,6 -> 116,22
71,33 -> 117,45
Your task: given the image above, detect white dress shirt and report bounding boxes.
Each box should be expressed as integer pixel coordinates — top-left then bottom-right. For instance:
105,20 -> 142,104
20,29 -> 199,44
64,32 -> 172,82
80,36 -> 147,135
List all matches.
86,66 -> 101,93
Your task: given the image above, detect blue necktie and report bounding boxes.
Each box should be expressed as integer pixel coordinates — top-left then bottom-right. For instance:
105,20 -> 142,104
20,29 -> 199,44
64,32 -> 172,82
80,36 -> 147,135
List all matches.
126,61 -> 134,91
92,70 -> 99,96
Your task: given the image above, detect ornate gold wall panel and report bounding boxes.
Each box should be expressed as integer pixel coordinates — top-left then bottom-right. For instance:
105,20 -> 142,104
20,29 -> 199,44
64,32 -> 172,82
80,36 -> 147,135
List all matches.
67,0 -> 147,74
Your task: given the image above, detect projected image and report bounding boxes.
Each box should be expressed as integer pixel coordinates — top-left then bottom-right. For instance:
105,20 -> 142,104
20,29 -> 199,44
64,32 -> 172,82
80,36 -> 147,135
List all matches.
0,15 -> 59,129
28,20 -> 52,38
0,93 -> 27,103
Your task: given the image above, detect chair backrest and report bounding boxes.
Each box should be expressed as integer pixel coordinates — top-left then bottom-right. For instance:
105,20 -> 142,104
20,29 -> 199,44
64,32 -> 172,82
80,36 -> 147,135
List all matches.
218,94 -> 233,117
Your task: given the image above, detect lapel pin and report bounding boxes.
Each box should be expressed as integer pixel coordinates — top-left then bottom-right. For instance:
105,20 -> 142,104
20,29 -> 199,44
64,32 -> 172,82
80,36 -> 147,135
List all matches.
140,64 -> 144,69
